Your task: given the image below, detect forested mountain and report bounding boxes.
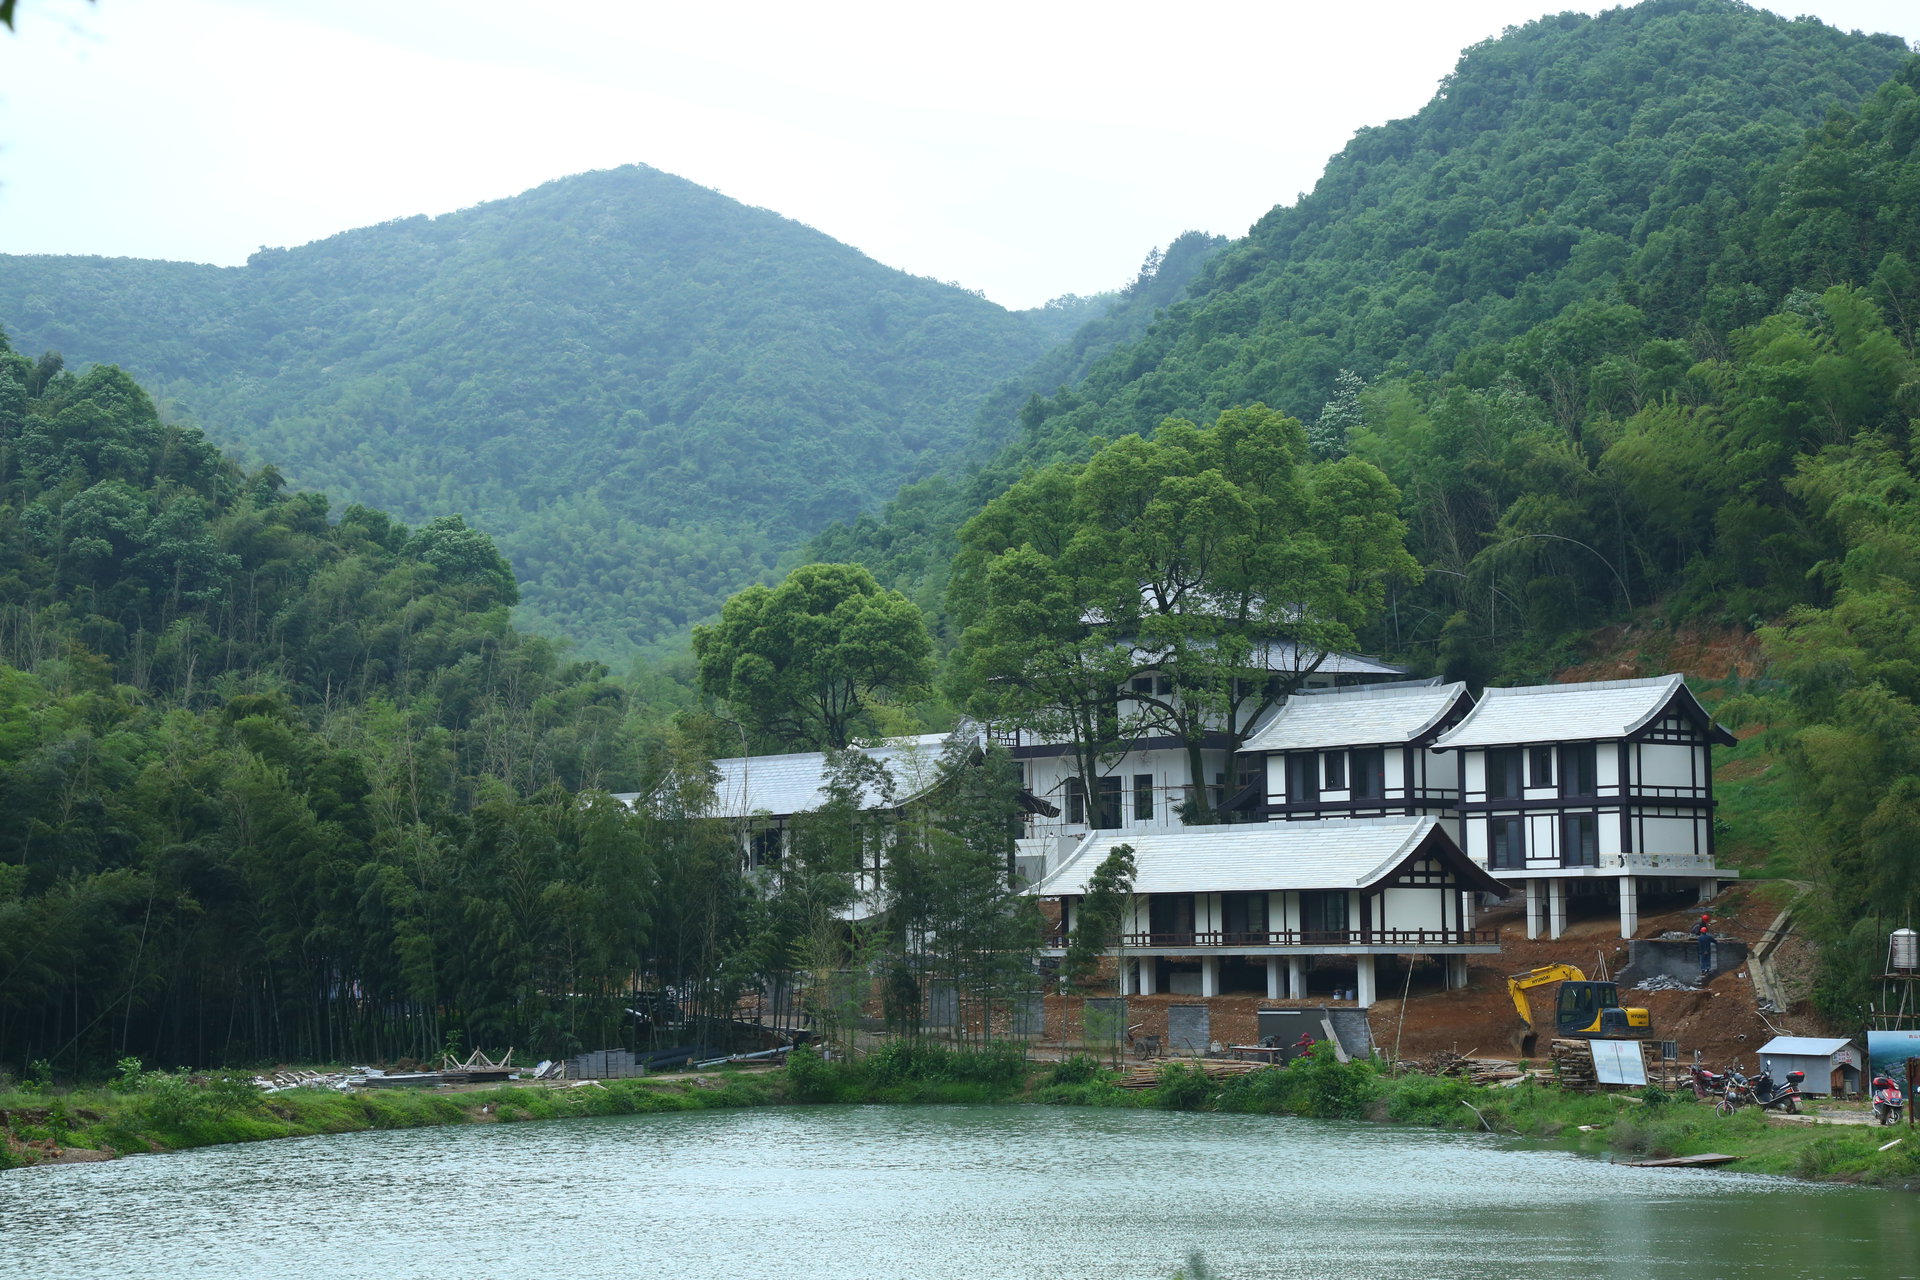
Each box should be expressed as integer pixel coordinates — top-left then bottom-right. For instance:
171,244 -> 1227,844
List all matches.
816,1 -> 1914,624
0,165 -> 1062,657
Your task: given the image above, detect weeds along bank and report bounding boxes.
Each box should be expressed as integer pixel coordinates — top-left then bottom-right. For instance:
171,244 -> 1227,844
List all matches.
5,1045 -> 1917,1190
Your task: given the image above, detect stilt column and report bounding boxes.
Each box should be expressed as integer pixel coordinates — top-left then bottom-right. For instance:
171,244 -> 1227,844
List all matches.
1618,876 -> 1639,939
1355,955 -> 1378,1008
1288,956 -> 1307,999
1137,957 -> 1157,996
1265,957 -> 1283,999
1525,880 -> 1543,940
1200,956 -> 1220,998
1547,878 -> 1568,940
1446,955 -> 1469,989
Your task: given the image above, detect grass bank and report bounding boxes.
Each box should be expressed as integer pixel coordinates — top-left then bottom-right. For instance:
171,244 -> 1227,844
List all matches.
1030,1049 -> 1920,1188
5,1046 -> 1914,1191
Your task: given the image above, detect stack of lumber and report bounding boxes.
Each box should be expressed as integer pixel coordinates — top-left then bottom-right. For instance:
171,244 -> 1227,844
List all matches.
1401,1051 -> 1527,1084
1551,1039 -> 1599,1092
1113,1058 -> 1270,1090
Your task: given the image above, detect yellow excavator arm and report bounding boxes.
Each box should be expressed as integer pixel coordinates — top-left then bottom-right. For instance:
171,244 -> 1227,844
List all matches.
1507,964 -> 1589,1029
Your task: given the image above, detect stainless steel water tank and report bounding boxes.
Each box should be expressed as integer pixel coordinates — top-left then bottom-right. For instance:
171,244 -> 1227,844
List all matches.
1892,927 -> 1919,972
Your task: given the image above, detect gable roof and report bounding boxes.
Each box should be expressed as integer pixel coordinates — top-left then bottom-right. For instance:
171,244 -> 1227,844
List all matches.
1241,678 -> 1470,753
1758,1036 -> 1857,1057
1030,817 -> 1506,898
613,731 -> 967,820
1430,674 -> 1736,750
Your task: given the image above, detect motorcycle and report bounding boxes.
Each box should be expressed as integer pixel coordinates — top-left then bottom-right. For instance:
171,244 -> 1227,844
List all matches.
1689,1063 -> 1729,1099
1715,1065 -> 1756,1116
1749,1065 -> 1804,1114
1871,1075 -> 1906,1126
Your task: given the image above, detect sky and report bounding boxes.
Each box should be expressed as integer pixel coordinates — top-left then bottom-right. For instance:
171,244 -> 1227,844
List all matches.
1,0 -> 1916,310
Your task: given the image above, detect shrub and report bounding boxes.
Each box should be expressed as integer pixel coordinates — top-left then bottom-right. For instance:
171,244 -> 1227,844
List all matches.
1152,1062 -> 1214,1111
1048,1055 -> 1104,1086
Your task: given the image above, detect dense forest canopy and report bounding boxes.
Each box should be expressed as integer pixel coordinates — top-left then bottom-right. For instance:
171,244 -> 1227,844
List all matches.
812,1 -> 1915,629
0,165 -> 1067,659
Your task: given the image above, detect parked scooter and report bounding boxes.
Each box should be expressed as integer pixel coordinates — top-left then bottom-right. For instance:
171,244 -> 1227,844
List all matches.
1871,1075 -> 1906,1126
1749,1064 -> 1804,1114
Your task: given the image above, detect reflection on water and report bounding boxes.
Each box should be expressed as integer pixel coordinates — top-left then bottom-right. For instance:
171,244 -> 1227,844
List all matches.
3,1105 -> 1917,1280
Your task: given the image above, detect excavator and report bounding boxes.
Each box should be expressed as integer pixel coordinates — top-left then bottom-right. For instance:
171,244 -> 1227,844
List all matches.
1508,964 -> 1651,1056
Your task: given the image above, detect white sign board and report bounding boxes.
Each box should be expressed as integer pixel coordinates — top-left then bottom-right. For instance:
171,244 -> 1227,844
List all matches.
1590,1039 -> 1648,1086
1867,1030 -> 1920,1087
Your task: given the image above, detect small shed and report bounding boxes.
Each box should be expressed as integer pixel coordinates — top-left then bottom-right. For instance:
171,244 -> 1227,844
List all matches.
1757,1035 -> 1862,1097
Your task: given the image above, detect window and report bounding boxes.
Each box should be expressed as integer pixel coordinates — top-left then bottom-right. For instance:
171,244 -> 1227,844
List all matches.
1155,674 -> 1173,695
1286,753 -> 1320,804
1561,813 -> 1598,867
1064,777 -> 1086,826
1095,776 -> 1123,830
1486,748 -> 1523,799
1489,817 -> 1525,870
1133,773 -> 1155,822
1561,743 -> 1598,797
1221,891 -> 1269,941
1323,751 -> 1347,791
1528,745 -> 1555,788
1300,890 -> 1349,939
1352,747 -> 1386,799
1130,675 -> 1155,696
749,827 -> 783,869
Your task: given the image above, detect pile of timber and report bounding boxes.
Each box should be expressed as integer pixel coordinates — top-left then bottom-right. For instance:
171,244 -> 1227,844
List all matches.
1114,1058 -> 1270,1091
1552,1039 -> 1599,1092
1401,1051 -> 1527,1085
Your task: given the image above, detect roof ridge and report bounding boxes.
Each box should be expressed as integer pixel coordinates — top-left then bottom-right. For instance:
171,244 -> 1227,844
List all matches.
1291,677 -> 1450,699
1477,673 -> 1685,698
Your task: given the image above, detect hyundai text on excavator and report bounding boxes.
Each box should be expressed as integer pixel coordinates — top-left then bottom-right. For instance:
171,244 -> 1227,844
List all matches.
1508,964 -> 1651,1055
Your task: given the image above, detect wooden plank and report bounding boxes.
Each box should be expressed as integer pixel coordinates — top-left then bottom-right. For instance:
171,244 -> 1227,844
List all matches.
1625,1153 -> 1742,1168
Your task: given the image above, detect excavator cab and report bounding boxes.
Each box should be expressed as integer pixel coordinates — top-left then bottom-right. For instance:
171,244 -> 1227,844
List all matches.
1556,981 -> 1648,1037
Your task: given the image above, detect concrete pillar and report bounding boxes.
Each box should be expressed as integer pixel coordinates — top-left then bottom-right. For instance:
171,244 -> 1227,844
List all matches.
1697,878 -> 1717,905
1525,879 -> 1543,940
1288,957 -> 1307,999
1446,954 -> 1469,989
1618,876 -> 1639,939
1138,958 -> 1157,996
1200,956 -> 1220,998
1118,959 -> 1136,996
1356,955 -> 1378,1008
1547,878 -> 1568,940
1265,957 -> 1283,999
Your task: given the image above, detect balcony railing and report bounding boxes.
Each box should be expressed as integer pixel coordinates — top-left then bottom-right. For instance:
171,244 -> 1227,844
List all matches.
1042,927 -> 1499,950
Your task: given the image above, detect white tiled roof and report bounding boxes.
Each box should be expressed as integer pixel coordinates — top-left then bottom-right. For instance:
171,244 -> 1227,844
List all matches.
1242,679 -> 1467,753
613,731 -> 967,819
1431,674 -> 1702,749
1030,817 -> 1443,897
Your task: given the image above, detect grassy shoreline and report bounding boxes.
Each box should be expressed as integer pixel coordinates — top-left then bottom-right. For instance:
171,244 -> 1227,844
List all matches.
4,1045 -> 1915,1190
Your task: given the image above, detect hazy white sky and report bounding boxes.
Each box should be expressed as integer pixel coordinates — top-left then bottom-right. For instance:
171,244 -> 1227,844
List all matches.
1,0 -> 1915,309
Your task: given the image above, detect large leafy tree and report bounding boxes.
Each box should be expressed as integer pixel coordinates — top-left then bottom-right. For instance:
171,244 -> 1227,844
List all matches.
950,405 -> 1417,822
693,562 -> 934,751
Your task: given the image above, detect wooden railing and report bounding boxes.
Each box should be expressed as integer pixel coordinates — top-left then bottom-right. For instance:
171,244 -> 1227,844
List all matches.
1042,927 -> 1500,950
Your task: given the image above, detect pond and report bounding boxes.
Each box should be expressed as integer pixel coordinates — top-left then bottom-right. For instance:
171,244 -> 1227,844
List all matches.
3,1105 -> 1916,1279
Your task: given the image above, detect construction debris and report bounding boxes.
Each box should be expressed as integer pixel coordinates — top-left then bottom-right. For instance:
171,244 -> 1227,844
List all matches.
1633,974 -> 1700,993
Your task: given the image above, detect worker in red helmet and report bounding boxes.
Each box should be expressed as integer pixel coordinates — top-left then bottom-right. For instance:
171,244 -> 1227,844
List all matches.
1694,912 -> 1714,977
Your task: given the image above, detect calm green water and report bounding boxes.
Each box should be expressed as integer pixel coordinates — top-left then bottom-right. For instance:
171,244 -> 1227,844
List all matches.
2,1106 -> 1916,1279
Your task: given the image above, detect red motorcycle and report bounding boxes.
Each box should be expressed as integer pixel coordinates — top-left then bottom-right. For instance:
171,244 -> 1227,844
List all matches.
1689,1063 -> 1729,1099
1872,1075 -> 1906,1126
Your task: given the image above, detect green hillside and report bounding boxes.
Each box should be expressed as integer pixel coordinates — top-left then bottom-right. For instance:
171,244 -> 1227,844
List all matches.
0,165 -> 1061,658
815,1 -> 1913,625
